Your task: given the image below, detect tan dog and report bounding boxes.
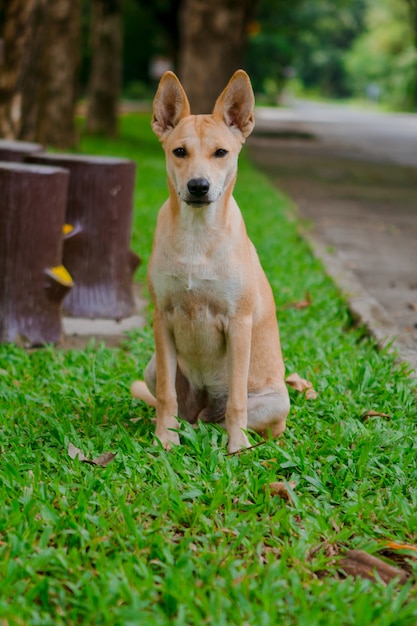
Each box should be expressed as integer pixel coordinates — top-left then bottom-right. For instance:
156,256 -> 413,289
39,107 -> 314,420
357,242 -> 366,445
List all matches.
132,70 -> 290,453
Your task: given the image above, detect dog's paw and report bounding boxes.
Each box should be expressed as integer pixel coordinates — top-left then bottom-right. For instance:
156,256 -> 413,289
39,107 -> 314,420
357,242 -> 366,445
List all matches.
227,431 -> 251,454
154,429 -> 180,450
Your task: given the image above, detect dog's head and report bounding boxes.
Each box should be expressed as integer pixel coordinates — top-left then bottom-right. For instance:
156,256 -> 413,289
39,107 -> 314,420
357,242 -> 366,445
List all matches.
152,70 -> 255,207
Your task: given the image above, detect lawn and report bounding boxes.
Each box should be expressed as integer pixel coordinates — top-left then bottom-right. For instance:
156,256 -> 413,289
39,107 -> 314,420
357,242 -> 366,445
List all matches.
1,114 -> 417,625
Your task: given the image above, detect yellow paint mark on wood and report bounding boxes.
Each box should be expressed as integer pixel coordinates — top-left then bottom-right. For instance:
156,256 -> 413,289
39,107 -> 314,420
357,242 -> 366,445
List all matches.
48,265 -> 73,286
63,223 -> 74,235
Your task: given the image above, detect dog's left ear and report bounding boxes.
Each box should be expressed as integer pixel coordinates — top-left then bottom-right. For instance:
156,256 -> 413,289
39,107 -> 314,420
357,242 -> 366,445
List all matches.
152,71 -> 191,140
212,70 -> 255,141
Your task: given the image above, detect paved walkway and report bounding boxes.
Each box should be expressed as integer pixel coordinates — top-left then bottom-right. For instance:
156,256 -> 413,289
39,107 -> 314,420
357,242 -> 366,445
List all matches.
249,101 -> 417,375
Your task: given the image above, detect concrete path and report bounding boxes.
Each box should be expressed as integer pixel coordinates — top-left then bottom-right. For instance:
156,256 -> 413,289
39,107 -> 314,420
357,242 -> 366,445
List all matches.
255,100 -> 417,168
249,101 -> 417,375
61,285 -> 147,348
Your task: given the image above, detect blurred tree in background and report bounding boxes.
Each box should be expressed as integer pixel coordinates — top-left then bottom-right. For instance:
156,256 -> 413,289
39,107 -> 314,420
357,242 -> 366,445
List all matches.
86,0 -> 122,137
177,0 -> 256,112
291,0 -> 366,99
344,0 -> 417,109
108,0 -> 417,112
0,0 -> 80,148
0,0 -> 416,149
245,0 -> 303,101
406,0 -> 417,49
121,0 -> 180,99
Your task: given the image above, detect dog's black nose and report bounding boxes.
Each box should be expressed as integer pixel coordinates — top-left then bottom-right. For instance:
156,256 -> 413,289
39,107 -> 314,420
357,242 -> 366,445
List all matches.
187,178 -> 210,198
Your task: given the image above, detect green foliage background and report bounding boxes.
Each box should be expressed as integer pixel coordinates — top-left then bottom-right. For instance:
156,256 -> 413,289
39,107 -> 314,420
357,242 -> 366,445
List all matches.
114,0 -> 417,110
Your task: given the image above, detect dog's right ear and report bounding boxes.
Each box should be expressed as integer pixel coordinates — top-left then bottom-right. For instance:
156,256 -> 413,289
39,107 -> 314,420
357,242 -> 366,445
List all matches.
152,72 -> 191,140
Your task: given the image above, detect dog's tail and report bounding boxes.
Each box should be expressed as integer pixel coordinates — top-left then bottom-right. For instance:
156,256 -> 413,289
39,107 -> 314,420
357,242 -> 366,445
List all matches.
131,380 -> 157,408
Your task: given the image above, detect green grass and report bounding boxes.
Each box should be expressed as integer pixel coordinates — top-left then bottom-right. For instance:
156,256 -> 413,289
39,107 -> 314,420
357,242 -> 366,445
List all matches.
1,114 -> 417,625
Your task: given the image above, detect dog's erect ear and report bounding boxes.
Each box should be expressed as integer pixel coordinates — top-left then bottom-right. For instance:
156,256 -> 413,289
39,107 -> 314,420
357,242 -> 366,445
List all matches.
212,70 -> 255,141
152,72 -> 191,140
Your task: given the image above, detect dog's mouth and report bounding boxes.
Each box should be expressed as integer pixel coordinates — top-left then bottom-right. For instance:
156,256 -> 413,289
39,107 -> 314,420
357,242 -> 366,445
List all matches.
185,199 -> 211,207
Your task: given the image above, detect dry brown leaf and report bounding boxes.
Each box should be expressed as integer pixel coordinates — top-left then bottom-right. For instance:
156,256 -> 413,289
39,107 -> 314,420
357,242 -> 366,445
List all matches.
269,481 -> 297,502
68,443 -> 116,467
308,540 -> 341,562
287,292 -> 312,310
305,388 -> 319,400
381,540 -> 417,553
285,372 -> 310,392
261,459 -> 278,467
407,302 -> 417,312
286,372 -> 318,399
89,452 -> 117,467
68,443 -> 88,462
361,410 -> 391,422
218,527 -> 239,537
338,549 -> 409,585
130,416 -> 156,424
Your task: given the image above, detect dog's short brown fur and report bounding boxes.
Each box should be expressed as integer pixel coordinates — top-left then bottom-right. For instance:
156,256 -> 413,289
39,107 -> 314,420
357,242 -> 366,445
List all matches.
131,70 -> 290,453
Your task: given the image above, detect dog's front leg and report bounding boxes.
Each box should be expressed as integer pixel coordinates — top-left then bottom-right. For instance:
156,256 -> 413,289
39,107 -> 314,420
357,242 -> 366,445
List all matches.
153,310 -> 180,449
225,315 -> 252,453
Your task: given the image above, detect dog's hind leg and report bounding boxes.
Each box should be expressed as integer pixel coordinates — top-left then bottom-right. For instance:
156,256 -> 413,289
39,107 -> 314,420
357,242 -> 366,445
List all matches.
132,355 -> 208,425
246,386 -> 290,438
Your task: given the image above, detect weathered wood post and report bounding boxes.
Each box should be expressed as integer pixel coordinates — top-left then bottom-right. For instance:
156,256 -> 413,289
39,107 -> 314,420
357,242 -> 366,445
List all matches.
0,139 -> 43,162
27,153 -> 140,319
0,162 -> 72,345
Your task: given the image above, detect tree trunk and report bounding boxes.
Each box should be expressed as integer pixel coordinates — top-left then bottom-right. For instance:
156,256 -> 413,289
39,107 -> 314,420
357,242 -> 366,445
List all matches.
27,153 -> 140,319
178,0 -> 257,113
35,0 -> 81,148
0,0 -> 80,147
18,0 -> 49,142
86,0 -> 123,137
0,162 -> 72,346
0,0 -> 40,139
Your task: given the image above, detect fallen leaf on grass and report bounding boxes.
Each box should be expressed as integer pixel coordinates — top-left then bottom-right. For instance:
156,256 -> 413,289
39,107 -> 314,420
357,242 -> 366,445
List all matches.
286,372 -> 318,399
89,452 -> 117,467
305,387 -> 319,400
377,542 -> 417,577
68,443 -> 116,467
286,292 -> 312,310
269,481 -> 297,503
68,443 -> 88,462
130,416 -> 156,424
361,410 -> 391,422
382,540 -> 417,553
261,458 -> 278,467
338,549 -> 409,585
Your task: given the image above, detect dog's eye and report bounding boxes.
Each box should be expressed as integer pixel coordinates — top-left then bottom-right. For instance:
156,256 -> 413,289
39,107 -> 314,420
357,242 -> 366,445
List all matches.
173,147 -> 187,158
214,148 -> 228,158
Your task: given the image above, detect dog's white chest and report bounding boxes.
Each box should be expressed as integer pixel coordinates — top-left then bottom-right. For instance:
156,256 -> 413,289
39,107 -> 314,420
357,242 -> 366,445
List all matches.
149,205 -> 245,339
153,261 -> 228,307
162,261 -> 219,290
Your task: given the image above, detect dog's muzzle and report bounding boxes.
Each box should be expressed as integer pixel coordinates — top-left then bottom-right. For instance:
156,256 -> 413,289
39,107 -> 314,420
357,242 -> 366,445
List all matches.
186,178 -> 211,204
